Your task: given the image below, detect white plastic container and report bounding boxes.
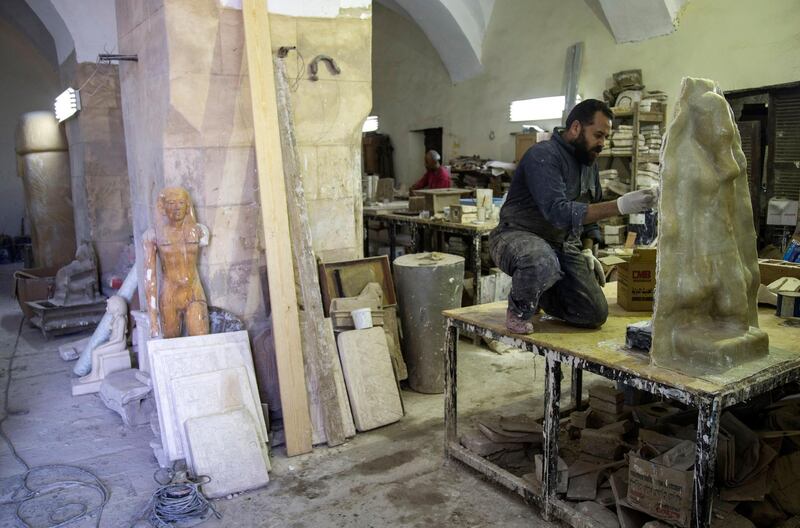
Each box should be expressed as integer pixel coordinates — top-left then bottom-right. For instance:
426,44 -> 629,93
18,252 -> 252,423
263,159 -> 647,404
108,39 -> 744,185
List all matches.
351,308 -> 373,329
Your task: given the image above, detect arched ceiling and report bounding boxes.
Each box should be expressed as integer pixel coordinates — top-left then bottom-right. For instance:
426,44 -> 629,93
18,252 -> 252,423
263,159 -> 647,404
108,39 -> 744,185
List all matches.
0,0 -> 58,67
376,0 -> 495,83
377,0 -> 689,83
25,0 -> 117,64
597,0 -> 688,43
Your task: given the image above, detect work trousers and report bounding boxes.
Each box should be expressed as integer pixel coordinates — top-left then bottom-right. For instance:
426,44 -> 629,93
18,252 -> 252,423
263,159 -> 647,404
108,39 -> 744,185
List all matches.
488,227 -> 608,328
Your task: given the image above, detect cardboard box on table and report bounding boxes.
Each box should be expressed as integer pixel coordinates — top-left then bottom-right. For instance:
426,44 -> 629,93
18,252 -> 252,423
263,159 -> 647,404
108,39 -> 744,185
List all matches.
617,248 -> 657,311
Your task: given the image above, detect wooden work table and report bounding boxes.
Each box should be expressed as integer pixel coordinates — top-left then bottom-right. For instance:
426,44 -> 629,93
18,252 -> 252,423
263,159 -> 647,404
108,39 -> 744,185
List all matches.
442,285 -> 800,528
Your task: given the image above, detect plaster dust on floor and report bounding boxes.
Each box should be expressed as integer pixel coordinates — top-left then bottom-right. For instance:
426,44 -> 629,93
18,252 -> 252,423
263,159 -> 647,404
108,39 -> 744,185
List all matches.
0,263 -> 575,527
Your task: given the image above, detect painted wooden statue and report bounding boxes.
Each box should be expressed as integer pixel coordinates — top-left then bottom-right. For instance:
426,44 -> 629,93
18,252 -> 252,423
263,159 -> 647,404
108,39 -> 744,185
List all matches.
143,187 -> 210,338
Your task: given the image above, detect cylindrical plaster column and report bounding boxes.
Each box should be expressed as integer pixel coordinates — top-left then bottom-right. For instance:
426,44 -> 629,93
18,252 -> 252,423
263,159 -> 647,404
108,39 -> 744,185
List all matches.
394,253 -> 464,394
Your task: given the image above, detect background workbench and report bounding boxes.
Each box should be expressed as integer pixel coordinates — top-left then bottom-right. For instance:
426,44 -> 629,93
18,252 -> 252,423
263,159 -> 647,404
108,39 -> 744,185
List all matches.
363,210 -> 497,305
442,286 -> 800,528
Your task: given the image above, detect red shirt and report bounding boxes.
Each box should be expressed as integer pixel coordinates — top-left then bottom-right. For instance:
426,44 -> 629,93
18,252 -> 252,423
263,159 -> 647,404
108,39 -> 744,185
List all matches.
411,166 -> 452,191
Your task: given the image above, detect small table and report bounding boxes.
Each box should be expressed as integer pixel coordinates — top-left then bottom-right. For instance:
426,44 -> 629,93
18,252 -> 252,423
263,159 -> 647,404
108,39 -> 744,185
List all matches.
363,211 -> 497,305
442,289 -> 800,528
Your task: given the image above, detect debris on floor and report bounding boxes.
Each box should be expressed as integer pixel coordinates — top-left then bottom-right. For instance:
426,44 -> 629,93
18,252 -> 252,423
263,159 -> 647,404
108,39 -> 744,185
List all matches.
458,382 -> 800,528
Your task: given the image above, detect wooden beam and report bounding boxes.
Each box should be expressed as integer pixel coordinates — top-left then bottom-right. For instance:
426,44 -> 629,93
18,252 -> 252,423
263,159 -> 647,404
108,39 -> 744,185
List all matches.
242,0 -> 312,456
273,56 -> 349,447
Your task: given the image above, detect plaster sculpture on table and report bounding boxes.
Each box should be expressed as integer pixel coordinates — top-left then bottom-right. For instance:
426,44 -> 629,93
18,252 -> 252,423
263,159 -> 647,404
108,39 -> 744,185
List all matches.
15,111 -> 76,268
71,295 -> 132,396
143,187 -> 210,338
51,242 -> 102,306
651,77 -> 768,373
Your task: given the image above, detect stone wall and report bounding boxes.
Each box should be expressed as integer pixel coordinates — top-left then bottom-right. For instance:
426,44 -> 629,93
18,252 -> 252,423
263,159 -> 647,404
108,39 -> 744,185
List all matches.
61,56 -> 133,280
116,0 -> 371,329
373,0 -> 800,185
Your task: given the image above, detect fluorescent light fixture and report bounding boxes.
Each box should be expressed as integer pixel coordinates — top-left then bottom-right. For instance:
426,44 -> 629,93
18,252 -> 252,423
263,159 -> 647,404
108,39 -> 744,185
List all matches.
54,88 -> 81,122
362,115 -> 379,133
509,95 -> 565,122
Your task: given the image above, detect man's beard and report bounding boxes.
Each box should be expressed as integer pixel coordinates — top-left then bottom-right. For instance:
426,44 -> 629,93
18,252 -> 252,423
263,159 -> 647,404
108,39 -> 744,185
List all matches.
571,132 -> 602,166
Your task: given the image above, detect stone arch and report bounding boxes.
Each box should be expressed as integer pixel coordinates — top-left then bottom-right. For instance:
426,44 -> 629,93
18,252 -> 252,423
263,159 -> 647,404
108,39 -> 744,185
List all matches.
376,0 -> 494,83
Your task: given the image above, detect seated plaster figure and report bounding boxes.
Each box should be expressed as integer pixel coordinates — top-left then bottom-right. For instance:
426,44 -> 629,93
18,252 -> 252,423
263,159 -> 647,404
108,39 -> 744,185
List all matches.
50,242 -> 102,306
71,295 -> 131,396
143,187 -> 210,339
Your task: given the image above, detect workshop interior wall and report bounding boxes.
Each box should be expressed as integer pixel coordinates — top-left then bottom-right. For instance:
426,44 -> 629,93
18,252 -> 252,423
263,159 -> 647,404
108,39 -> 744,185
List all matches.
60,55 -> 133,280
0,17 -> 61,238
116,0 -> 371,329
372,0 -> 800,186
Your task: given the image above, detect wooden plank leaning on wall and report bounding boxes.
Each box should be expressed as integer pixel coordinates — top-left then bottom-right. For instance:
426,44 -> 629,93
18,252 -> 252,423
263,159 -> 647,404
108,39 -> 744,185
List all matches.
242,0 -> 313,456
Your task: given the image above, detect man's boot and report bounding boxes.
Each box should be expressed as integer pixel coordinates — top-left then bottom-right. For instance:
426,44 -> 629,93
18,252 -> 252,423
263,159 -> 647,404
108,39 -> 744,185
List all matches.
506,309 -> 534,334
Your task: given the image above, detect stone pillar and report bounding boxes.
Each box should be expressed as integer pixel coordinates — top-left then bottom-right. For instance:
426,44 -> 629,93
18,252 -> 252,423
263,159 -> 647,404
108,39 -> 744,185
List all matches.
115,1 -> 170,312
289,12 -> 372,262
60,54 -> 133,283
115,0 -> 372,330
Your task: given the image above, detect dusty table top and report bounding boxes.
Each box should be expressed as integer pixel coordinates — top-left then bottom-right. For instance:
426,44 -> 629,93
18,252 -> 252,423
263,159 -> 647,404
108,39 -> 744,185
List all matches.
443,285 -> 800,398
363,201 -> 410,213
364,211 -> 499,233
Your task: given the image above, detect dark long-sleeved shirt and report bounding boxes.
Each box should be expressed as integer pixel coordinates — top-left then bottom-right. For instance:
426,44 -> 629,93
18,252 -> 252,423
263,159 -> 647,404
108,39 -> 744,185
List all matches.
499,131 -> 602,244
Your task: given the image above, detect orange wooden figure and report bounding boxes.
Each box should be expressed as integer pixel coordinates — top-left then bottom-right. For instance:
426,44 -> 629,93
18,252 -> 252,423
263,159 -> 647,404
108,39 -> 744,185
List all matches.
143,187 -> 210,338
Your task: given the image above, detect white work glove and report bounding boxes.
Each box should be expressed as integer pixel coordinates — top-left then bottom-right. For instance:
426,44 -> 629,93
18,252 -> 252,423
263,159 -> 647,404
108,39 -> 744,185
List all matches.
617,188 -> 657,215
581,249 -> 606,287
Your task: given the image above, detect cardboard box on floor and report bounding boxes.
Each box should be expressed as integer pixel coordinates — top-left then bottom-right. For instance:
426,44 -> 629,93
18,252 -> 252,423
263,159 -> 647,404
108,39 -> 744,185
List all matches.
13,266 -> 59,319
617,248 -> 656,311
627,449 -> 693,528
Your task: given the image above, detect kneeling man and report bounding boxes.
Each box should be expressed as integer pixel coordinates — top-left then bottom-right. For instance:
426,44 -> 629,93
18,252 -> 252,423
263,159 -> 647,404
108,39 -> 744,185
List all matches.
490,99 -> 656,333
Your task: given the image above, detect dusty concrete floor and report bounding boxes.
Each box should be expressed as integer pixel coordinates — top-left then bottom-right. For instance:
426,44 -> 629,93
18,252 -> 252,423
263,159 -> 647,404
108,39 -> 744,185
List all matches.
0,263 -> 574,527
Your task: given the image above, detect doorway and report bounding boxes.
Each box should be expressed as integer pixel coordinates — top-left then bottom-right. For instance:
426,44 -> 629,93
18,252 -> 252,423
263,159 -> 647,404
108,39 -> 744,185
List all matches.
422,127 -> 443,157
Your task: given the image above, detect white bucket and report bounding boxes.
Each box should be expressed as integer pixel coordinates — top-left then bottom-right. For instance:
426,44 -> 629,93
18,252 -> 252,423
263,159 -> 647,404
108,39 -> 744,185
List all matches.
351,308 -> 373,329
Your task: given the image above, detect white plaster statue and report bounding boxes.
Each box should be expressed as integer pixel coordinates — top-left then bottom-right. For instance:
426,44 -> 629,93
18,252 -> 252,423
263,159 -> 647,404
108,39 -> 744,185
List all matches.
651,77 -> 769,373
51,242 -> 102,306
72,296 -> 132,396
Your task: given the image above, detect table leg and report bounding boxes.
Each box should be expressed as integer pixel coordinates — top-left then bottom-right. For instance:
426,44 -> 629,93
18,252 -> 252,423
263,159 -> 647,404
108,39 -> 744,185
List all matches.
472,234 -> 482,304
472,234 -> 483,345
542,353 -> 562,519
409,224 -> 419,254
693,398 -> 721,528
571,367 -> 583,411
444,321 -> 459,452
389,222 -> 397,263
364,219 -> 371,257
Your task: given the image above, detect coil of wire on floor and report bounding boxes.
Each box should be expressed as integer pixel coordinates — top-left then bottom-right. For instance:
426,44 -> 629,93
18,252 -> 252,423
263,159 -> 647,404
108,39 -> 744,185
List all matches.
0,318 -> 110,528
140,469 -> 221,527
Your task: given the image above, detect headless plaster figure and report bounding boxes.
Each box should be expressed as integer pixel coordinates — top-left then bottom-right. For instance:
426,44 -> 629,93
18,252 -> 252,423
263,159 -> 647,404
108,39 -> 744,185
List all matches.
651,78 -> 768,373
72,295 -> 131,396
143,187 -> 210,339
51,242 -> 101,306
